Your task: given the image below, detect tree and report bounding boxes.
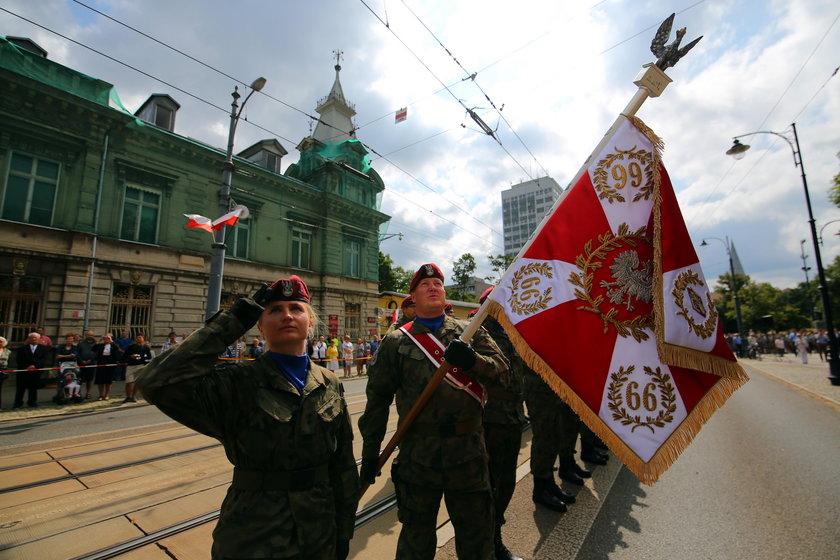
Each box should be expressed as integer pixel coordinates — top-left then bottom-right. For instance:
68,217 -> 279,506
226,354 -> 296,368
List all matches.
828,152 -> 840,207
450,253 -> 477,301
379,252 -> 412,293
486,253 -> 515,282
710,273 -> 811,332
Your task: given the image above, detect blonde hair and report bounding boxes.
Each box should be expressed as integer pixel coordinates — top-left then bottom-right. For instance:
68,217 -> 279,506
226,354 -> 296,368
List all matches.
0,336 -> 6,346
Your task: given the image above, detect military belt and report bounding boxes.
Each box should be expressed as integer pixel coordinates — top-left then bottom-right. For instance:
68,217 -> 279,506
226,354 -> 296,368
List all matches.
231,464 -> 329,491
409,417 -> 482,437
486,388 -> 520,402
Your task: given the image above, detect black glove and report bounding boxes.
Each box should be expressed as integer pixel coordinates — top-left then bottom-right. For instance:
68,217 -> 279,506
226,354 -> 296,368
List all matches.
360,456 -> 380,485
444,339 -> 477,370
251,283 -> 273,307
228,284 -> 272,329
335,538 -> 350,560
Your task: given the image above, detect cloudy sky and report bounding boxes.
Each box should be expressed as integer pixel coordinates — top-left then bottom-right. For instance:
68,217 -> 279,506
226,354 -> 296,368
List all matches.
2,0 -> 838,289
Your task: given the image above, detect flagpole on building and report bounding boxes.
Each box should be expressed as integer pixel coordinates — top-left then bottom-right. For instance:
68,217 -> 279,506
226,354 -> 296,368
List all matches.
360,60 -> 680,501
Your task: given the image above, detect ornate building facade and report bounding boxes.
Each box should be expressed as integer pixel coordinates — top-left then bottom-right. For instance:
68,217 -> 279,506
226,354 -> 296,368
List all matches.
0,36 -> 389,345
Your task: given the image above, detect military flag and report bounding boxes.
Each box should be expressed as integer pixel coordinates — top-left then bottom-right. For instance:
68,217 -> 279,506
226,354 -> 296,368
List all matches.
484,115 -> 748,484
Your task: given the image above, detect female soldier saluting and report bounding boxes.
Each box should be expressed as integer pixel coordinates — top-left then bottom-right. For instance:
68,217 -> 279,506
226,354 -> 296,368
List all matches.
136,276 -> 359,560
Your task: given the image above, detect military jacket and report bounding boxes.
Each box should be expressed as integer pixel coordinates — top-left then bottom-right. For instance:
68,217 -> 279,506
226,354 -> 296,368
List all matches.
136,307 -> 359,559
358,316 -> 509,469
481,319 -> 526,426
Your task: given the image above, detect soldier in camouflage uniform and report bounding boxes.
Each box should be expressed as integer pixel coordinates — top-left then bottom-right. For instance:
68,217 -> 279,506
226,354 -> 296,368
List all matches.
476,287 -> 526,560
523,370 -> 580,511
137,276 -> 359,560
358,264 -> 509,560
386,295 -> 416,334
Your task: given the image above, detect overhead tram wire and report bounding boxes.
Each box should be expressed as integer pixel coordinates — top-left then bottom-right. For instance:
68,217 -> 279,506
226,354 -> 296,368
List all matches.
357,0 -> 535,181
5,6 -> 503,245
685,10 -> 839,230
399,0 -> 551,179
61,0 -> 505,242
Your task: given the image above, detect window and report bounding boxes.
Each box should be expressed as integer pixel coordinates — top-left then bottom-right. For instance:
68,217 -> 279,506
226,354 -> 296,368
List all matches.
0,275 -> 43,343
345,302 -> 360,336
154,105 -> 173,129
121,186 -> 160,243
344,239 -> 361,277
109,284 -> 153,340
291,228 -> 312,269
226,218 -> 250,259
2,152 -> 59,226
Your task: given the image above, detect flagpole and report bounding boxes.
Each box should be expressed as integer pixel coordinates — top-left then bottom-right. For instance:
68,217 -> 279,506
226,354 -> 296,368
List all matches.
359,64 -> 675,500
464,63 -> 674,335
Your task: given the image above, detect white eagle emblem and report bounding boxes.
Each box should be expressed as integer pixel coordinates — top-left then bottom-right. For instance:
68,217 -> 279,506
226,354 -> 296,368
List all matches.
599,250 -> 653,311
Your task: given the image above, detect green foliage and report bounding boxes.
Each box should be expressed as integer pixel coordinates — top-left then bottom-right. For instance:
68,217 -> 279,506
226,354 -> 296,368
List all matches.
450,253 -> 477,301
487,253 -> 515,282
378,252 -> 412,293
828,152 -> 840,208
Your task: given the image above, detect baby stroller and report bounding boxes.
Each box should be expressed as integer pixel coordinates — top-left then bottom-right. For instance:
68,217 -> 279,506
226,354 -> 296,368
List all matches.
53,362 -> 84,405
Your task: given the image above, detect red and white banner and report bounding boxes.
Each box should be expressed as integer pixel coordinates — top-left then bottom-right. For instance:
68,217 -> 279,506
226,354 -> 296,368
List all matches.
395,107 -> 407,123
184,206 -> 246,232
485,116 -> 747,484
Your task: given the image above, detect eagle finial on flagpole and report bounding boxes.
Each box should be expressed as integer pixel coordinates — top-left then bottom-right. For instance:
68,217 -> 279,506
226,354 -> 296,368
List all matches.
650,13 -> 703,71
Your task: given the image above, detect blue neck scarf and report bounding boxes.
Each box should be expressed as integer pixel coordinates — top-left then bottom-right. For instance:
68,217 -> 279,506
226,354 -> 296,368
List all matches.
415,314 -> 446,335
267,351 -> 309,393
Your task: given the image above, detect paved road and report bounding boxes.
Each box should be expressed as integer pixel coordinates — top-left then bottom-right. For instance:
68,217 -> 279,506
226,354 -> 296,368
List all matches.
0,376 -> 370,449
576,362 -> 840,560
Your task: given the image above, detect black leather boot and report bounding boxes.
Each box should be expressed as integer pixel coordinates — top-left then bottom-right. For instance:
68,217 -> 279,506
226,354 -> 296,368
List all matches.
550,480 -> 576,504
494,526 -> 524,560
581,447 -> 609,465
559,459 -> 591,485
532,477 -> 567,512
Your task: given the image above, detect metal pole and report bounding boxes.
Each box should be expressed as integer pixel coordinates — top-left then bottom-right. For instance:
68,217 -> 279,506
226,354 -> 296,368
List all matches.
726,237 -> 745,344
791,123 -> 840,385
205,87 -> 241,321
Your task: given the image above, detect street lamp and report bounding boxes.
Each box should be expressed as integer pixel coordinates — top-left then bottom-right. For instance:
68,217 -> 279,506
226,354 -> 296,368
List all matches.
379,232 -> 404,242
700,236 -> 744,345
205,77 -> 266,321
726,123 -> 840,385
800,239 -> 815,321
818,219 -> 840,246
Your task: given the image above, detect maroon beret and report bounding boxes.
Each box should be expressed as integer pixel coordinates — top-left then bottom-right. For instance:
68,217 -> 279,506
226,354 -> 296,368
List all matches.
468,309 -> 478,318
478,286 -> 495,304
444,302 -> 453,310
401,295 -> 415,309
409,263 -> 444,293
266,275 -> 310,304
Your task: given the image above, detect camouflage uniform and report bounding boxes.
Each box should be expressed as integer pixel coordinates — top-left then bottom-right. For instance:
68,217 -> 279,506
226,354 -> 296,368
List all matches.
523,370 -> 578,479
385,314 -> 412,334
481,318 -> 526,529
358,316 -> 509,560
137,303 -> 359,560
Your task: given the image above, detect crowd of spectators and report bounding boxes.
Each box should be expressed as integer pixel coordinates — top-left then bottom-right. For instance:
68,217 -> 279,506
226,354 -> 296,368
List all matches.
728,329 -> 833,364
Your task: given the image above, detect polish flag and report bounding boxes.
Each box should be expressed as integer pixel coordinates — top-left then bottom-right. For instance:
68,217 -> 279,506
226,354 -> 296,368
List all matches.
184,206 -> 247,232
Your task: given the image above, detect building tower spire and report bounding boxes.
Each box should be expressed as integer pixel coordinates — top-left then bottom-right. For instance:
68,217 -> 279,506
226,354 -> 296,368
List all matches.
312,49 -> 356,143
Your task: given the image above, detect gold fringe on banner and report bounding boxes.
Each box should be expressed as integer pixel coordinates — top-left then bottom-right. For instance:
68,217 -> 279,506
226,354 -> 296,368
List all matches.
486,300 -> 748,484
632,115 -> 747,380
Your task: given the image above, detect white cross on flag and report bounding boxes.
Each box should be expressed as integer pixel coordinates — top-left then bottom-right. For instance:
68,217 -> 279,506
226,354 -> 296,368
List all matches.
485,115 -> 748,484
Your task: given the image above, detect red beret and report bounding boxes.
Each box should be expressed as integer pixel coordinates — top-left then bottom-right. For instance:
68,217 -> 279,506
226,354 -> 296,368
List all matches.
401,295 -> 415,309
478,286 -> 494,304
267,275 -> 310,304
409,263 -> 444,293
468,309 -> 478,318
444,302 -> 453,310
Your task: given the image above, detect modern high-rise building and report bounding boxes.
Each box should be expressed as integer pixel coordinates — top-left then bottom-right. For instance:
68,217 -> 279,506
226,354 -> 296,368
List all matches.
501,176 -> 563,257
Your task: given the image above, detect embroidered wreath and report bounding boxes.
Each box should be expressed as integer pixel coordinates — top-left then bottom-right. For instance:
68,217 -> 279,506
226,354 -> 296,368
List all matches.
569,223 -> 653,342
592,146 -> 654,204
672,270 -> 718,339
607,365 -> 677,433
508,262 -> 554,316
